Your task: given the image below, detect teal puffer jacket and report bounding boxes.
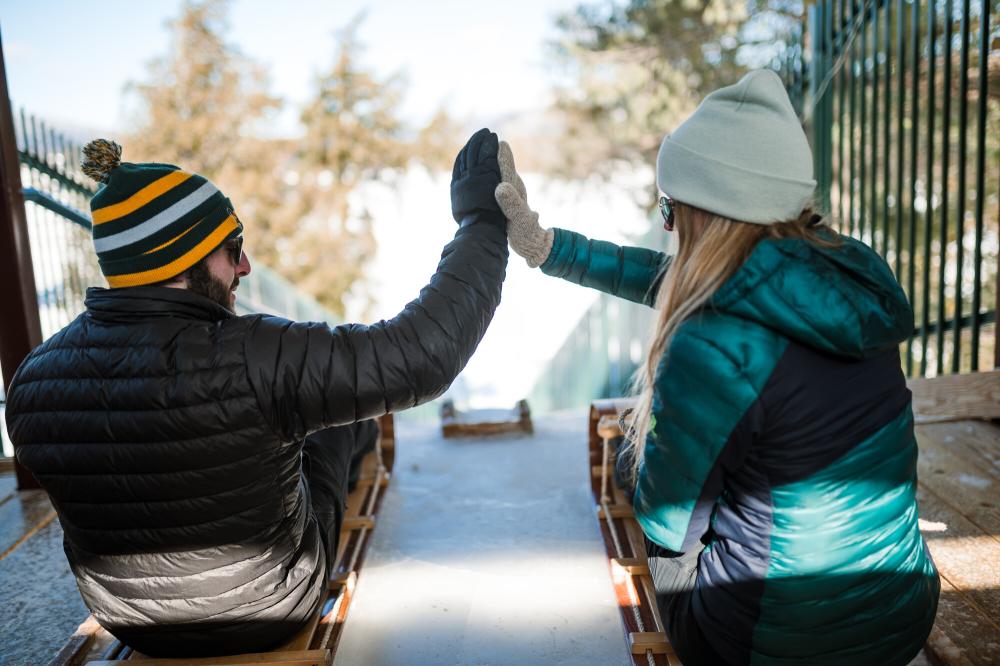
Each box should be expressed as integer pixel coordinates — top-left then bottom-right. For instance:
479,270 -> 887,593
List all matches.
542,228 -> 939,665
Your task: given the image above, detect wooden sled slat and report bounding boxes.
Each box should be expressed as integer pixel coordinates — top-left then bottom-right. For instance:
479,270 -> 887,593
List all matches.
88,649 -> 331,666
440,399 -> 533,438
50,617 -> 103,666
629,632 -> 672,656
588,400 -> 678,666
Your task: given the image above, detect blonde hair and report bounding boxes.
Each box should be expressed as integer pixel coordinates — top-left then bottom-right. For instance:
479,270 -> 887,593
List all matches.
623,203 -> 840,479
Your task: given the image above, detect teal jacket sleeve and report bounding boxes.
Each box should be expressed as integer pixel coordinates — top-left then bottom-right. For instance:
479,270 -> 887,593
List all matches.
633,314 -> 786,552
539,228 -> 669,307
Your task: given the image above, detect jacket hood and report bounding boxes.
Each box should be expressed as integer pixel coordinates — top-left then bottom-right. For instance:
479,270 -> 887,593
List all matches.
709,235 -> 913,359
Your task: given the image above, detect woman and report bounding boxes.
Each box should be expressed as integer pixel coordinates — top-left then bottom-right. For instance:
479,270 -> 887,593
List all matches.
496,70 -> 939,665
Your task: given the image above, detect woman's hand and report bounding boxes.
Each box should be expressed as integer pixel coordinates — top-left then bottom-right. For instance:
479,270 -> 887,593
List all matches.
494,141 -> 554,268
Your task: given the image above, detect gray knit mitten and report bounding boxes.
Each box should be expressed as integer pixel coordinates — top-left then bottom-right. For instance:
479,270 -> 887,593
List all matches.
495,141 -> 554,268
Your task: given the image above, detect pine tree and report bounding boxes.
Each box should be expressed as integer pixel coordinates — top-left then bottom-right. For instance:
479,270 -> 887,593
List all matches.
126,2 -> 460,317
552,0 -> 803,182
126,0 -> 280,178
270,17 -> 410,315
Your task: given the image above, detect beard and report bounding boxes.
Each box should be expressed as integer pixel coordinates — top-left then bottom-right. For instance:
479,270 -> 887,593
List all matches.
186,260 -> 238,313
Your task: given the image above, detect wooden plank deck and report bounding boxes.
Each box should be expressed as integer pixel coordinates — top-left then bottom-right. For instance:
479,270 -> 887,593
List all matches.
915,419 -> 1000,666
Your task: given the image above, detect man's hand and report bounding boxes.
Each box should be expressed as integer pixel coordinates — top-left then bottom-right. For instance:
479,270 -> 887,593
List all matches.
494,141 -> 553,268
451,128 -> 504,228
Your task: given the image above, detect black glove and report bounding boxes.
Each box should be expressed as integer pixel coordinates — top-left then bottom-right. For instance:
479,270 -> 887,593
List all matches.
450,128 -> 504,228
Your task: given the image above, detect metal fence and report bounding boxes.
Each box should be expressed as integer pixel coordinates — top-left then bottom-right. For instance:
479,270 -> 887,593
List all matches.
12,110 -> 340,332
531,0 -> 996,411
806,0 -> 997,376
1,111 -> 340,456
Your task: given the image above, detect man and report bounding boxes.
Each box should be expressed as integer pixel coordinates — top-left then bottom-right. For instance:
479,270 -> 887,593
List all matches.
6,129 -> 508,657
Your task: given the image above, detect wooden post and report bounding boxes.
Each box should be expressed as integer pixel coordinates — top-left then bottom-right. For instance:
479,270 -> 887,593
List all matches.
0,33 -> 43,489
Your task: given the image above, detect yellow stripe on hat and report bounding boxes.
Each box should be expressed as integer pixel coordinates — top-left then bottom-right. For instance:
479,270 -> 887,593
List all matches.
92,170 -> 192,225
105,215 -> 238,288
144,220 -> 200,254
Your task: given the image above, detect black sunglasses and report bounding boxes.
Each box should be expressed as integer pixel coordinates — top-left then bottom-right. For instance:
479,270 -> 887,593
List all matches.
222,206 -> 245,265
224,235 -> 244,266
658,195 -> 675,231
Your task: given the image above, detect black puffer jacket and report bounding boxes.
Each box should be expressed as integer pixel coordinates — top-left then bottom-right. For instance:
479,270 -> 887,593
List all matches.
6,221 -> 507,656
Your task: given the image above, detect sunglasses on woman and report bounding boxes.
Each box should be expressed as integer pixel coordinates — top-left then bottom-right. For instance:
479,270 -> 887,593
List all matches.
658,195 -> 675,232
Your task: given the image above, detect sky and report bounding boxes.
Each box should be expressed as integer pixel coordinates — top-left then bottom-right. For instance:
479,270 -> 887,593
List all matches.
1,0 -> 584,135
0,0 -> 661,414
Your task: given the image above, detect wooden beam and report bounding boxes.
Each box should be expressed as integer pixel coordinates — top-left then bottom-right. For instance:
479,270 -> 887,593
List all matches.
0,33 -> 42,490
611,557 -> 651,577
628,631 -> 671,655
597,414 -> 624,440
907,370 -> 1000,423
48,616 -> 101,666
88,649 -> 332,665
597,503 -> 634,519
341,516 -> 374,532
354,474 -> 390,489
328,571 -> 357,591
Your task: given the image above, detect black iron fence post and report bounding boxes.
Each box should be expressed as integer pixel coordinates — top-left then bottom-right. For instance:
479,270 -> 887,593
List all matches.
969,3 -> 989,370
792,0 -> 995,379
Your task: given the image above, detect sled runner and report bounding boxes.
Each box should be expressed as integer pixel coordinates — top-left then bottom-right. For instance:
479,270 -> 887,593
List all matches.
439,398 -> 533,438
588,398 -> 680,666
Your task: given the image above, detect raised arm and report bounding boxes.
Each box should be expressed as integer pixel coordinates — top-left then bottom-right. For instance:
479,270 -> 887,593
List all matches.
245,129 -> 509,441
494,141 -> 668,306
540,229 -> 667,306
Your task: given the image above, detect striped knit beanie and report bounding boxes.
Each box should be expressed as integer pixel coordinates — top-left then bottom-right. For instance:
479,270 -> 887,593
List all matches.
81,139 -> 243,288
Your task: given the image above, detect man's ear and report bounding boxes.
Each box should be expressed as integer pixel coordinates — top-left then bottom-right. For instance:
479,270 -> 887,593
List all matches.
160,271 -> 188,289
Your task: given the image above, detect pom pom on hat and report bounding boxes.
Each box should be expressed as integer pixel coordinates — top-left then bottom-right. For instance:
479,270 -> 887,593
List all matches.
81,139 -> 123,184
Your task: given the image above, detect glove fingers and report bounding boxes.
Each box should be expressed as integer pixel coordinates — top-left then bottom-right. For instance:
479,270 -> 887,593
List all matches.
477,130 -> 499,164
454,133 -> 484,179
464,128 -> 491,171
498,141 -> 516,183
495,182 -> 527,220
513,170 -> 527,203
452,145 -> 465,181
499,142 -> 528,203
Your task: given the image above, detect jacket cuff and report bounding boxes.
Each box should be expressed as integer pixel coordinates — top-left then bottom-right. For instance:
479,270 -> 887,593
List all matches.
539,227 -> 581,275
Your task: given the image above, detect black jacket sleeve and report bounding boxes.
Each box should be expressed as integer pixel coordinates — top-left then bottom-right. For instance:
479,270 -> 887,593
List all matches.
243,221 -> 508,441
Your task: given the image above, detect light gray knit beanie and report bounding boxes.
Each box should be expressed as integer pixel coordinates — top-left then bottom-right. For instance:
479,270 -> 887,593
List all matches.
656,69 -> 816,225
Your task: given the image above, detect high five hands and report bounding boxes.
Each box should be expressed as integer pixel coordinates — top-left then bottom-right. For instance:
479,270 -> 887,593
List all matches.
449,129 -> 552,267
